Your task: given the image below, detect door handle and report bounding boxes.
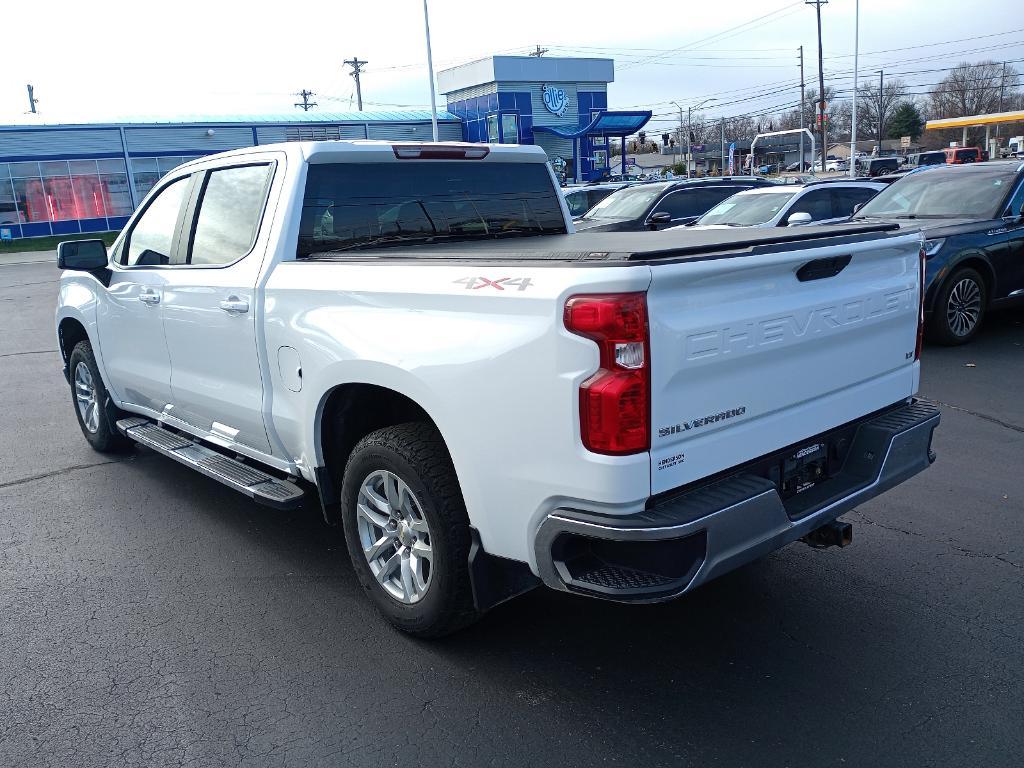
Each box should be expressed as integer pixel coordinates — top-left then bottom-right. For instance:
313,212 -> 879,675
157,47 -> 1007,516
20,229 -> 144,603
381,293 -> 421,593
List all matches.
138,289 -> 160,305
219,296 -> 249,314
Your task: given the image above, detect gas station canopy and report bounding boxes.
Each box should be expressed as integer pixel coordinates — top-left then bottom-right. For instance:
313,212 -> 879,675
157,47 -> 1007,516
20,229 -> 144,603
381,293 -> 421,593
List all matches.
925,110 -> 1024,130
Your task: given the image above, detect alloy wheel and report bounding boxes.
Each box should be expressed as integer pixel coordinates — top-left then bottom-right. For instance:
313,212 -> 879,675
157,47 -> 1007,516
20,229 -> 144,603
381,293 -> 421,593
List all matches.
946,277 -> 982,338
356,470 -> 433,604
74,361 -> 100,434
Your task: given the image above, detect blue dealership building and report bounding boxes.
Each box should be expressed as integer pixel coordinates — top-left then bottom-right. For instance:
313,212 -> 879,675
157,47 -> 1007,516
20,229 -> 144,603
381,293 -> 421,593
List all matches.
0,56 -> 649,240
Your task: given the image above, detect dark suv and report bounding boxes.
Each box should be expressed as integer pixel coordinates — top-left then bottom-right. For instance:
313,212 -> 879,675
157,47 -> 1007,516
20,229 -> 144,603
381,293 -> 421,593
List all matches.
573,177 -> 773,231
852,161 -> 1024,344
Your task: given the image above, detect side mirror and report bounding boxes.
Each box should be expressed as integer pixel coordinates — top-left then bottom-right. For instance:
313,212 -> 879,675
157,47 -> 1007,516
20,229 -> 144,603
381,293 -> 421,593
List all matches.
787,211 -> 814,227
648,211 -> 672,227
57,239 -> 108,271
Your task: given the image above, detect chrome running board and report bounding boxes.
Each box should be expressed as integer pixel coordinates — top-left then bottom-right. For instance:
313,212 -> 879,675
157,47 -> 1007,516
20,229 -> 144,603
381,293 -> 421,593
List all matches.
116,417 -> 305,510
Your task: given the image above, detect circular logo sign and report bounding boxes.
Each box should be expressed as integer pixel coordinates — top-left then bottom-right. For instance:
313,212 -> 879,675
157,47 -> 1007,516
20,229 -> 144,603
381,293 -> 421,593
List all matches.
541,84 -> 568,117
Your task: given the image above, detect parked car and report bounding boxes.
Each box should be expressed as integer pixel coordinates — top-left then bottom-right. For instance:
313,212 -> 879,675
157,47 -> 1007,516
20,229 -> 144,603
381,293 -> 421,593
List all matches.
856,156 -> 901,177
688,180 -> 885,228
55,139 -> 939,637
785,160 -> 814,172
852,160 -> 1024,344
944,146 -> 984,164
574,177 -> 773,231
826,158 -> 850,172
903,151 -> 946,169
562,182 -> 632,219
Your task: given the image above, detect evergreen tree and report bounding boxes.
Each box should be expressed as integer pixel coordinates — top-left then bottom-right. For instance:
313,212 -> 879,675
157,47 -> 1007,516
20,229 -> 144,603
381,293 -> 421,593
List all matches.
887,102 -> 925,140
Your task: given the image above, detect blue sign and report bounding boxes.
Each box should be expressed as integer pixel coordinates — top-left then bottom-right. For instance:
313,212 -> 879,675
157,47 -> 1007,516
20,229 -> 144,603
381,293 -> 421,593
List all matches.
0,228 -> 11,241
541,84 -> 568,117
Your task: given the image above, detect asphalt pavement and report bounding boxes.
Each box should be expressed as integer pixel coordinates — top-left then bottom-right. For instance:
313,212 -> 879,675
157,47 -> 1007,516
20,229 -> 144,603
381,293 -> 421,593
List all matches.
1,253 -> 1021,768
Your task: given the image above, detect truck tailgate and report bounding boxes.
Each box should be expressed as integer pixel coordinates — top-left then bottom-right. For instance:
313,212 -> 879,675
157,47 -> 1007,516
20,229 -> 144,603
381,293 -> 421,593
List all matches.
647,230 -> 922,494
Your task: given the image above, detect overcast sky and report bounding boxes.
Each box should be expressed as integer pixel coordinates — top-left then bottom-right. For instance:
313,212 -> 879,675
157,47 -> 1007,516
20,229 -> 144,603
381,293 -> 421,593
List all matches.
1,0 -> 1020,129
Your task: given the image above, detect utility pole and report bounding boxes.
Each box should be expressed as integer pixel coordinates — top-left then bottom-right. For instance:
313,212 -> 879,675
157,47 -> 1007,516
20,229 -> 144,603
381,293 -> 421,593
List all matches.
529,45 -> 548,57
671,101 -> 684,172
996,61 -> 1006,141
26,84 -> 38,114
806,0 -> 828,173
293,90 -> 317,111
878,69 -> 884,144
799,46 -> 805,171
343,57 -> 368,111
721,118 -> 726,176
687,106 -> 693,178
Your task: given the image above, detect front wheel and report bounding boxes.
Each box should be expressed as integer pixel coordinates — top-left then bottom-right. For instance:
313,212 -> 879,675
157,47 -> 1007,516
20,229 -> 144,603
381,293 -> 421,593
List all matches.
340,422 -> 478,637
68,341 -> 131,453
928,267 -> 987,345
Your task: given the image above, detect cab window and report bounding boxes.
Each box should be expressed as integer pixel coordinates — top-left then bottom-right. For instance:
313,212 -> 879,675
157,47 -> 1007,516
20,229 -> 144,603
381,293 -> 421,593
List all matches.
123,177 -> 190,266
188,164 -> 272,266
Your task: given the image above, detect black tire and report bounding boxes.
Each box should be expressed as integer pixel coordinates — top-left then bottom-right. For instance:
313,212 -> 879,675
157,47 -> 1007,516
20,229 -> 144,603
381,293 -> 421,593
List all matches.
68,340 -> 132,453
340,422 -> 478,637
928,267 -> 987,345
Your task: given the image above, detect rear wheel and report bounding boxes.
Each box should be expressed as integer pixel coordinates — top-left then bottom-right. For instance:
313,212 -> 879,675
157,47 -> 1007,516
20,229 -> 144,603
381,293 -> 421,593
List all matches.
340,422 -> 478,637
929,267 -> 987,345
68,341 -> 131,452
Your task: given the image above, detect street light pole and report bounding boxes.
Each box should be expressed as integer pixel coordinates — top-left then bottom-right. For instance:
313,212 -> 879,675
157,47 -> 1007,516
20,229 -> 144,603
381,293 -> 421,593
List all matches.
686,106 -> 693,178
850,0 -> 859,177
422,0 -> 439,142
671,101 -> 684,174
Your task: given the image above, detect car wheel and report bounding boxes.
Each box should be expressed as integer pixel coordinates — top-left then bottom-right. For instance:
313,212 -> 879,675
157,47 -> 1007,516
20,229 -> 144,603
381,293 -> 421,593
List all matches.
68,340 -> 131,452
929,267 -> 987,345
341,422 -> 478,637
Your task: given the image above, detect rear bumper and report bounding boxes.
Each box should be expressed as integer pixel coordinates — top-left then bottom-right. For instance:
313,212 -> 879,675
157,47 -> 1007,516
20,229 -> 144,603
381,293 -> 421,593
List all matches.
534,399 -> 939,602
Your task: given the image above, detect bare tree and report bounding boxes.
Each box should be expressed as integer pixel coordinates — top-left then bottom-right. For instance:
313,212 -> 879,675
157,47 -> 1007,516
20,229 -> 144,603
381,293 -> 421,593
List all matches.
928,61 -> 1022,146
857,78 -> 908,143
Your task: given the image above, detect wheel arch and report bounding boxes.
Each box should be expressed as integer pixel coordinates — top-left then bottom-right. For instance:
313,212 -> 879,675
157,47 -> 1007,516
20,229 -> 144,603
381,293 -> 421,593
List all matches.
926,251 -> 995,313
311,379 -> 454,526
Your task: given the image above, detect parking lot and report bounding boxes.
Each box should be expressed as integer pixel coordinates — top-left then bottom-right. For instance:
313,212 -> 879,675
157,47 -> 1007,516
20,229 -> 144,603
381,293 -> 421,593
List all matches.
1,251 -> 1021,767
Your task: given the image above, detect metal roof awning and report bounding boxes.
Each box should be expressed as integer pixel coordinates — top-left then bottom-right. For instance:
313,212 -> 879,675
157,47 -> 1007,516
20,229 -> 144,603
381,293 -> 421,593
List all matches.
926,110 -> 1024,130
533,110 -> 652,139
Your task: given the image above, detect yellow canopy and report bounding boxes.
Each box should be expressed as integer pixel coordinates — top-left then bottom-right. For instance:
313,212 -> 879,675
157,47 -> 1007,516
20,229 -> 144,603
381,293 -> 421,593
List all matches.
926,110 -> 1024,130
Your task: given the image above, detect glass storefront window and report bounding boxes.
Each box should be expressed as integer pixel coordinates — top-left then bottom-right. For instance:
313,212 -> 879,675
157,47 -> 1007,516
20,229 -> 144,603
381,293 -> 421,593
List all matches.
0,164 -> 10,180
486,114 -> 499,143
158,156 -> 184,173
12,177 -> 49,221
501,114 -> 519,144
43,176 -> 77,220
593,150 -> 608,170
131,158 -> 158,173
72,175 -> 107,218
69,160 -> 99,176
0,177 -> 20,226
101,174 -> 133,216
96,159 -> 127,174
10,162 -> 40,178
40,161 -> 70,177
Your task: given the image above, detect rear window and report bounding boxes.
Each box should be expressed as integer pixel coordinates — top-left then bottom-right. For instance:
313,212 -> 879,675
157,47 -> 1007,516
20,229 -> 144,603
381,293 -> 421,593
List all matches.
298,161 -> 566,256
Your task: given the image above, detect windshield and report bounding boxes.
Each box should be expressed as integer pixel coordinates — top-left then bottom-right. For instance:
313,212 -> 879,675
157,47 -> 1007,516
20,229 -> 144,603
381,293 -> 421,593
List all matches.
854,168 -> 1012,219
697,190 -> 798,226
297,161 -> 567,256
581,184 -> 665,220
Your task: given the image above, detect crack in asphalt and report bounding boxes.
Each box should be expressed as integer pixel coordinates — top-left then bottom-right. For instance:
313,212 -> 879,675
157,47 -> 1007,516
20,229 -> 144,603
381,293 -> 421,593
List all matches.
854,512 -> 1023,570
923,397 -> 1024,433
0,459 -> 129,491
0,349 -> 58,359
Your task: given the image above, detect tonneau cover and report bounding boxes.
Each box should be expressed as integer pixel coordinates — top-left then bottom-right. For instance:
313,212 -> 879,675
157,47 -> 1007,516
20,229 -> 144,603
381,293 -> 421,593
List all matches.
304,223 -> 901,263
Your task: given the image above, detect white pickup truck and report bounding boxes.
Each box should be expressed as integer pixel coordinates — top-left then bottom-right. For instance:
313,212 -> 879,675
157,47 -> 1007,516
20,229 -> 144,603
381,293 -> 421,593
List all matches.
56,141 -> 939,636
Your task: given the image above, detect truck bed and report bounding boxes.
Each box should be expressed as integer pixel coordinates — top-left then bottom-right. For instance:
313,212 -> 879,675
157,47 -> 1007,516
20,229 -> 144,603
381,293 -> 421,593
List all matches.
301,223 -> 901,264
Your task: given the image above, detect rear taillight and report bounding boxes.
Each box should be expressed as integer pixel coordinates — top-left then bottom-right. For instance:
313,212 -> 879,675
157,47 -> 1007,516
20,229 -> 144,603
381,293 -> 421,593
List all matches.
915,245 -> 926,361
564,293 -> 650,455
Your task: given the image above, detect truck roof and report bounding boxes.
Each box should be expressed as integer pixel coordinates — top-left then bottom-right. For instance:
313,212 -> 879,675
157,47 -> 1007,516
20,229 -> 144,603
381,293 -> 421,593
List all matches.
306,223 -> 902,265
176,140 -> 550,169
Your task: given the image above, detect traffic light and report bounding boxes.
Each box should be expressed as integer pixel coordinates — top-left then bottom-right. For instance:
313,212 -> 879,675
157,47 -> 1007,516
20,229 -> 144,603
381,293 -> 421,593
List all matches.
639,131 -> 646,145
661,133 -> 670,145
